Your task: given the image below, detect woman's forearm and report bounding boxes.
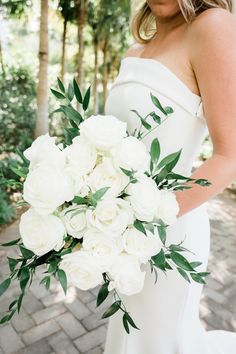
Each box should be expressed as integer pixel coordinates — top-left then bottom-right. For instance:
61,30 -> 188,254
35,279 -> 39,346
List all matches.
174,153 -> 236,218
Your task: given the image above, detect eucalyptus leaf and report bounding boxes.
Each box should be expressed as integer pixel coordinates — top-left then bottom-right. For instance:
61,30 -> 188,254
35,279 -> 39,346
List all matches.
150,138 -> 160,163
57,77 -> 65,93
150,93 -> 167,116
58,269 -> 67,295
101,300 -> 121,318
97,282 -> 109,307
133,220 -> 146,235
177,267 -> 190,283
170,251 -> 195,272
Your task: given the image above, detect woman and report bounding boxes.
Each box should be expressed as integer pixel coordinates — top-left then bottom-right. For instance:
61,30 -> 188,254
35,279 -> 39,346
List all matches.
103,1 -> 236,353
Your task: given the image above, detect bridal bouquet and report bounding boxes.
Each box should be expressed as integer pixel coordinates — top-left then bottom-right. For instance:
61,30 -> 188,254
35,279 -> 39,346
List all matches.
0,77 -> 211,333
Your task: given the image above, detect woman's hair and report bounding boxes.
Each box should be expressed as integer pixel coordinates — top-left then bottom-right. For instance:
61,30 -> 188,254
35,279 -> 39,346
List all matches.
131,0 -> 233,43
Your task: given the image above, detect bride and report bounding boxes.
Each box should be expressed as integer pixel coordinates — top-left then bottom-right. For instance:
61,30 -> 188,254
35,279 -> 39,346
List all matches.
103,0 -> 236,353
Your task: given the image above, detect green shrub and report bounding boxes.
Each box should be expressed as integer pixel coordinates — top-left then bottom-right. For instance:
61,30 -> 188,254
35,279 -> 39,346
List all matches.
0,65 -> 37,153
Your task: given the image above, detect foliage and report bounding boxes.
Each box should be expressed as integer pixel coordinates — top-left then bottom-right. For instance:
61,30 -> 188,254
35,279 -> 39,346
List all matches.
0,155 -> 25,225
0,66 -> 36,153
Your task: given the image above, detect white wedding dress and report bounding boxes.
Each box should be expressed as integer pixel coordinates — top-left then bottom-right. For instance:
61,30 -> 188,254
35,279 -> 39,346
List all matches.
103,56 -> 236,354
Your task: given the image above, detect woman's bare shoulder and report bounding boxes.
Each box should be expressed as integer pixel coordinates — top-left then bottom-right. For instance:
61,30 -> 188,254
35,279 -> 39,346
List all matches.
123,42 -> 145,58
189,7 -> 236,37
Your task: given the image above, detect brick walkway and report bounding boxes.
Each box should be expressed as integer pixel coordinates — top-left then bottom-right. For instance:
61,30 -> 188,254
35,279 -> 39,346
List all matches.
0,190 -> 235,354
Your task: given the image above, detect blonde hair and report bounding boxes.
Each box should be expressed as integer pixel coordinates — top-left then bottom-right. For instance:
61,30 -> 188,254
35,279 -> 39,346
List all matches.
131,0 -> 233,43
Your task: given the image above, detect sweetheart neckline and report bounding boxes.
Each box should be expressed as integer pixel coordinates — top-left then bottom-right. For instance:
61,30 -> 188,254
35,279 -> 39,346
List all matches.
121,56 -> 202,100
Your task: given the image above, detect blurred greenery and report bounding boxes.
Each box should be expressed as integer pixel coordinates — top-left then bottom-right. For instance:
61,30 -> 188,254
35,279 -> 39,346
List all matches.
0,65 -> 36,153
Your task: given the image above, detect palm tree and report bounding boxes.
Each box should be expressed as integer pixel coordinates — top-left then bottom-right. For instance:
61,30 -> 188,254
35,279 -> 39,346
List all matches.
35,0 -> 49,137
76,0 -> 89,95
57,0 -> 76,83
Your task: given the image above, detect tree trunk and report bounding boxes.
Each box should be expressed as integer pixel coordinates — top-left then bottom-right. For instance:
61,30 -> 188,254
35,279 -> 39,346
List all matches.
35,0 -> 48,137
101,40 -> 108,114
60,19 -> 67,83
76,0 -> 88,96
93,38 -> 99,114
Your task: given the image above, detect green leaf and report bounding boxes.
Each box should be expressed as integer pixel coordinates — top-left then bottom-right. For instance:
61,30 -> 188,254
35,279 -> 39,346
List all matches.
150,138 -> 160,163
20,267 -> 30,292
72,196 -> 88,205
58,269 -> 67,295
19,245 -> 35,259
10,166 -> 27,178
1,238 -> 21,247
17,292 -> 24,313
67,82 -> 74,101
194,178 -> 211,187
124,312 -> 140,330
82,85 -> 91,110
60,105 -> 83,123
150,93 -> 167,116
7,257 -> 20,272
190,261 -> 202,269
190,272 -> 206,284
149,111 -> 161,124
157,150 -> 182,170
157,225 -> 166,245
50,88 -> 65,100
73,78 -> 83,103
177,267 -> 190,283
9,299 -> 18,311
170,251 -> 195,272
40,276 -> 51,290
101,300 -> 121,318
133,220 -> 146,235
91,187 -> 110,207
141,118 -> 151,130
57,77 -> 65,93
97,282 -> 109,307
64,127 -> 79,145
119,167 -> 134,177
197,272 -> 210,277
151,249 -> 166,270
164,106 -> 174,114
122,313 -> 130,333
0,278 -> 11,296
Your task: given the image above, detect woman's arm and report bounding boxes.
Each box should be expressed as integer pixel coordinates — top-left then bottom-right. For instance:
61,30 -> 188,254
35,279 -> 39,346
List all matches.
175,8 -> 236,217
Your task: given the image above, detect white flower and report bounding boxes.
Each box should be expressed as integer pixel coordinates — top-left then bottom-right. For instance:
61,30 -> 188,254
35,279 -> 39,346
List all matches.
60,204 -> 87,238
126,174 -> 161,222
23,165 -> 74,215
60,250 -> 103,290
86,198 -> 134,237
24,134 -> 65,171
108,253 -> 146,296
122,227 -> 162,263
63,136 -> 97,176
112,136 -> 149,172
87,157 -> 129,198
64,171 -> 89,197
19,208 -> 65,256
79,114 -> 127,150
155,190 -> 180,225
83,229 -> 123,272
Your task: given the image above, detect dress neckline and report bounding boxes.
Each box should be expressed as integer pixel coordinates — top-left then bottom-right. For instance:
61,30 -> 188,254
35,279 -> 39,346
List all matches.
121,56 -> 202,100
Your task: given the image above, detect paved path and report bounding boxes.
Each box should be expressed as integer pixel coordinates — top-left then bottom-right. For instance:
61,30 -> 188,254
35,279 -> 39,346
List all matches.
0,190 -> 235,354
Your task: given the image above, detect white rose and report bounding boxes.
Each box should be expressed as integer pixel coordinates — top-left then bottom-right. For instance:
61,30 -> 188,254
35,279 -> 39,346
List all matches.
87,157 -> 129,198
155,190 -> 180,225
63,136 -> 97,176
60,204 -> 87,238
64,170 -> 89,197
19,208 -> 65,256
23,165 -> 74,215
86,198 -> 134,237
108,253 -> 146,296
111,136 -> 149,172
60,250 -> 103,290
83,229 -> 123,272
24,134 -> 65,171
79,114 -> 127,150
122,227 -> 162,263
126,174 -> 161,222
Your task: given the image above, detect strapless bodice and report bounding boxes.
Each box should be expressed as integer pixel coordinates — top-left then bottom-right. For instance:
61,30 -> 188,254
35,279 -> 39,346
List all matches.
104,56 -> 209,176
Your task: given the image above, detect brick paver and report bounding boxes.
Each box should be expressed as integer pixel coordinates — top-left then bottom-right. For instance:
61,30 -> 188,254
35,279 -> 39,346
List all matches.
0,189 -> 235,353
